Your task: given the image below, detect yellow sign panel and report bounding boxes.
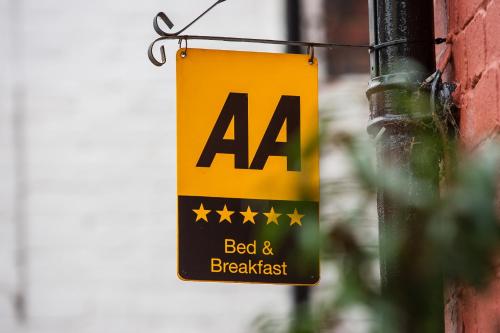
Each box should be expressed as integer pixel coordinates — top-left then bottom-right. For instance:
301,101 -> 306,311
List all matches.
177,48 -> 319,285
177,48 -> 319,201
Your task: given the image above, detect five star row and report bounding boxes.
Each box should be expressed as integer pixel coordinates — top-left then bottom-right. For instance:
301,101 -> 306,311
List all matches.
192,203 -> 305,226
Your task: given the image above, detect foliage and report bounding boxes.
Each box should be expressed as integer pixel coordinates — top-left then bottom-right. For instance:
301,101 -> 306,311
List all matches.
256,79 -> 500,333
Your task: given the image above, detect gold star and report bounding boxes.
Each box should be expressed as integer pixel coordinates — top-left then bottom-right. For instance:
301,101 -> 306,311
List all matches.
288,208 -> 304,226
240,206 -> 258,224
264,207 -> 281,225
192,203 -> 210,222
216,204 -> 234,223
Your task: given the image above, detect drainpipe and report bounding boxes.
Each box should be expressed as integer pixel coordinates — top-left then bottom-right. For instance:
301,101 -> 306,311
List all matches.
367,0 -> 443,331
286,0 -> 301,54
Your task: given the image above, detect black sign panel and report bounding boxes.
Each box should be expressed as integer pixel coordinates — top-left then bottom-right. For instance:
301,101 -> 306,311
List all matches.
178,195 -> 319,285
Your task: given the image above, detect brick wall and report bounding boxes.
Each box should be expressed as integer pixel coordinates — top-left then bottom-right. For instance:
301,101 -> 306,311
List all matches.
323,0 -> 369,78
436,0 -> 500,148
434,0 -> 500,332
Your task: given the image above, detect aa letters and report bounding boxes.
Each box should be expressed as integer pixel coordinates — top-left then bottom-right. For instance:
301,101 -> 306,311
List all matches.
197,93 -> 301,171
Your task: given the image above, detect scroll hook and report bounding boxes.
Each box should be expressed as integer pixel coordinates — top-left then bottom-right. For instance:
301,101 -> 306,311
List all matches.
148,0 -> 226,66
153,0 -> 227,37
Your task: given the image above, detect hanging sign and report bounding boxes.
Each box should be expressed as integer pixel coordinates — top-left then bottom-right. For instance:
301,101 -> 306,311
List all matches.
177,48 -> 319,285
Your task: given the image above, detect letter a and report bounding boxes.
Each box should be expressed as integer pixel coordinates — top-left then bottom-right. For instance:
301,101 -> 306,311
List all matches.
197,93 -> 249,169
250,96 -> 301,171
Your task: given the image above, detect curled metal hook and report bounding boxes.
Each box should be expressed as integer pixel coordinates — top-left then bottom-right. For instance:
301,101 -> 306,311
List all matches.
148,0 -> 226,66
153,0 -> 226,37
148,37 -> 167,66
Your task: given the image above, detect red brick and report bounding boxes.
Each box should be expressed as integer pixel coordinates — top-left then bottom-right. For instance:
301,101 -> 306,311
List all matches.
460,93 -> 474,145
454,280 -> 500,333
458,0 -> 484,29
452,82 -> 464,108
465,12 -> 487,86
486,0 -> 500,63
448,0 -> 460,34
434,0 -> 448,38
453,31 -> 469,89
461,68 -> 499,147
459,287 -> 479,332
475,279 -> 500,332
434,0 -> 449,57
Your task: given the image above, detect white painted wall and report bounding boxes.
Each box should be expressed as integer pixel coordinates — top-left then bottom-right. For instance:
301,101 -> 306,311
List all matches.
0,1 -> 292,332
